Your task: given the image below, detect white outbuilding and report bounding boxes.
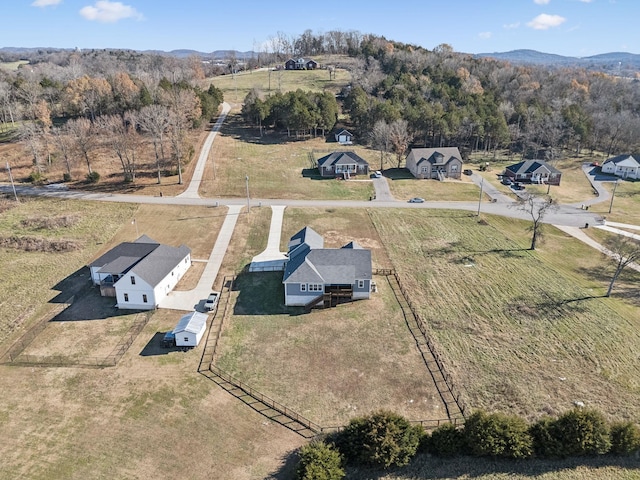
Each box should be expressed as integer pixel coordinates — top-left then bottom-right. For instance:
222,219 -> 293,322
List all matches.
173,311 -> 208,347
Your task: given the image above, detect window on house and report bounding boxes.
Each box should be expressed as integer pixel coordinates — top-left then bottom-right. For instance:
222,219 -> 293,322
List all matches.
357,280 -> 365,289
184,337 -> 189,342
130,276 -> 135,285
308,284 -> 322,292
124,293 -> 129,302
451,165 -> 458,171
142,294 -> 148,303
421,166 -> 429,173
300,284 -> 307,292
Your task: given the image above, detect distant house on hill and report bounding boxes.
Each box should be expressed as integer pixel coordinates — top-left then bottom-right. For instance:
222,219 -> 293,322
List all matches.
317,151 -> 369,178
89,235 -> 191,310
503,160 -> 562,185
602,154 -> 640,180
284,58 -> 317,70
282,226 -> 372,308
406,147 -> 463,180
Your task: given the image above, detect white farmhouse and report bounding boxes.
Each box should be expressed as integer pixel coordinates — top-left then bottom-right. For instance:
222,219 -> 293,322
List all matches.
173,311 -> 208,347
602,154 -> 640,180
89,235 -> 191,310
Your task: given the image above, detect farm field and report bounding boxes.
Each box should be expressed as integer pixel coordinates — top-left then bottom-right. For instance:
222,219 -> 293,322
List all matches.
370,208 -> 640,422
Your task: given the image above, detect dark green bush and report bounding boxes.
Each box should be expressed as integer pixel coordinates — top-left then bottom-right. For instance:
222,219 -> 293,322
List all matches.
62,172 -> 72,182
609,421 -> 640,456
295,440 -> 345,480
335,410 -> 423,468
530,416 -> 565,458
463,410 -> 533,459
86,171 -> 100,183
427,422 -> 466,457
553,408 -> 611,456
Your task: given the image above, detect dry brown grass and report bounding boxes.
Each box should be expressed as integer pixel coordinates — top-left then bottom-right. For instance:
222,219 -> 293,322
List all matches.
370,208 -> 640,423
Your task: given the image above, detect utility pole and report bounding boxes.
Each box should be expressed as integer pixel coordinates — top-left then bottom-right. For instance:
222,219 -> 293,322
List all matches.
477,177 -> 484,216
245,175 -> 250,213
608,180 -> 619,214
6,161 -> 18,202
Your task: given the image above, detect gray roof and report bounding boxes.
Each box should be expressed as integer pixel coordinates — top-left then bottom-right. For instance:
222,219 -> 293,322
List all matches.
342,241 -> 362,249
317,151 -> 369,168
284,248 -> 371,284
506,160 -> 561,175
604,154 -> 640,166
173,311 -> 208,335
89,236 -> 160,268
409,147 -> 462,166
131,244 -> 191,287
288,226 -> 324,257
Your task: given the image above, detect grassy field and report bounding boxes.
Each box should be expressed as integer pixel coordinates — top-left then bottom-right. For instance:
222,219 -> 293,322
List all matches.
197,113 -> 375,200
370,208 -> 640,422
383,168 -> 487,202
208,67 -> 351,103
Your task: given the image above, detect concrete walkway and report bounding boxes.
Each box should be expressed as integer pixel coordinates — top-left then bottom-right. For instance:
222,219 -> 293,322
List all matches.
595,222 -> 640,241
178,102 -> 231,199
249,205 -> 288,271
158,204 -> 243,311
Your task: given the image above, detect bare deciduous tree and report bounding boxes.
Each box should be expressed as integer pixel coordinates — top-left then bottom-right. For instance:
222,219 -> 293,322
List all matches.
388,119 -> 411,168
369,120 -> 392,171
138,104 -> 170,184
513,193 -> 557,250
66,117 -> 96,175
603,235 -> 640,297
96,113 -> 139,182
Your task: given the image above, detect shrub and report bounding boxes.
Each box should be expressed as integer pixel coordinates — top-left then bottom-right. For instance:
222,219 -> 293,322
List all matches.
427,422 -> 466,457
609,421 -> 640,456
62,172 -> 72,182
530,416 -> 565,458
336,410 -> 423,468
463,410 -> 533,459
86,171 -> 100,183
553,408 -> 611,456
295,440 -> 345,480
28,171 -> 46,184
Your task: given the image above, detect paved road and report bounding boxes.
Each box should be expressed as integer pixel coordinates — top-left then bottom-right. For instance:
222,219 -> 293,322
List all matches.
178,102 -> 231,199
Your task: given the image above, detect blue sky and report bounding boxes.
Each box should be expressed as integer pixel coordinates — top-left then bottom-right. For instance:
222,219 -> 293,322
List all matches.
3,0 -> 638,57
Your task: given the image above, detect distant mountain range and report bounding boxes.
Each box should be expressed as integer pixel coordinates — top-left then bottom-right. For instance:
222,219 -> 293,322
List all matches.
475,49 -> 640,73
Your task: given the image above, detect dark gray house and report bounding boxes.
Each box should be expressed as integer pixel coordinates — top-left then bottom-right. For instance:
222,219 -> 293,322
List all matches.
283,227 -> 372,308
317,151 -> 369,178
503,160 -> 562,185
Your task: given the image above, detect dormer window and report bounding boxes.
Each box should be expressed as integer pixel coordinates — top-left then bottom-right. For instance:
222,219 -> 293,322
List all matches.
130,276 -> 136,285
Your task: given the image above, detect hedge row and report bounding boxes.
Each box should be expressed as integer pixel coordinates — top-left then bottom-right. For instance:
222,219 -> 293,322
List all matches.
295,408 -> 640,479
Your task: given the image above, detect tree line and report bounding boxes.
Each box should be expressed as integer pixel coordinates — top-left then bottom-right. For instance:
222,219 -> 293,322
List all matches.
296,408 -> 640,479
0,50 -> 223,184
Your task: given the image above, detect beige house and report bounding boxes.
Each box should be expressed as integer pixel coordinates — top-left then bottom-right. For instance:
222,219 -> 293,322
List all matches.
406,147 -> 463,180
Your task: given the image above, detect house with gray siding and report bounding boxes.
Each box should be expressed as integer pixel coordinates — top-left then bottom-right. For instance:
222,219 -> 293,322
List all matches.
406,147 -> 463,180
317,151 -> 369,178
283,226 -> 372,308
89,235 -> 191,310
503,160 -> 562,185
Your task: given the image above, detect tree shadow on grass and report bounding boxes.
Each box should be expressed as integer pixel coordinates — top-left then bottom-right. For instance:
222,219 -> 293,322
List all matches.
267,451 -> 640,480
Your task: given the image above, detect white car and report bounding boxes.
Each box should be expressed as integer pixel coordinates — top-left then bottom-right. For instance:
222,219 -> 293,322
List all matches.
204,292 -> 219,311
373,170 -> 383,178
408,197 -> 425,203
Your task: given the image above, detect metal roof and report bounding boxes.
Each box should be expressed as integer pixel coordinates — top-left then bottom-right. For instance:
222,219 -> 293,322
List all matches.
173,311 -> 208,335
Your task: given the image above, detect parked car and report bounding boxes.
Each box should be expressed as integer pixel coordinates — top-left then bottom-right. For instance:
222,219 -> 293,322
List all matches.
463,169 -> 473,176
204,292 -> 220,311
511,182 -> 525,190
408,197 -> 425,203
161,330 -> 175,348
373,170 -> 383,178
501,177 -> 513,185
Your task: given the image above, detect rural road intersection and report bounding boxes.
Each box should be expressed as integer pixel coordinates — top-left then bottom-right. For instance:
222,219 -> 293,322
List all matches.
1,105 -> 635,310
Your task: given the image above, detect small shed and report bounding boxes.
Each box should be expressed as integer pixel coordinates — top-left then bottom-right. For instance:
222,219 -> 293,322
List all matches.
173,311 -> 208,347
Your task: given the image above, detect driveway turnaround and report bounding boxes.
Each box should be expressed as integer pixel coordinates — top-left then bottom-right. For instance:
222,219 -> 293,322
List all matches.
158,204 -> 243,311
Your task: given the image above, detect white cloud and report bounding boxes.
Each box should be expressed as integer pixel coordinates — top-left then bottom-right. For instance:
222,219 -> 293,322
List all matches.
79,1 -> 143,23
534,0 -> 550,4
32,0 -> 62,6
479,32 -> 492,39
503,22 -> 521,29
527,13 -> 566,30
578,0 -> 593,3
